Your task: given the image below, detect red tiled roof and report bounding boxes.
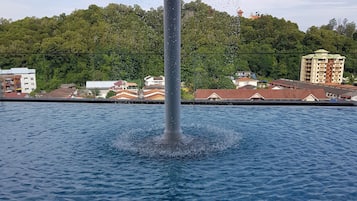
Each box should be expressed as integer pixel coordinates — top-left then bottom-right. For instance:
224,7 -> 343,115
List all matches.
144,89 -> 165,100
324,83 -> 357,90
143,89 -> 164,96
114,80 -> 124,86
111,90 -> 138,100
195,89 -> 328,101
270,79 -> 356,97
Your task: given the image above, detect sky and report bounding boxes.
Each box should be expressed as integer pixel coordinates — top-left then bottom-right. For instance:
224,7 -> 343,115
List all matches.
0,0 -> 356,32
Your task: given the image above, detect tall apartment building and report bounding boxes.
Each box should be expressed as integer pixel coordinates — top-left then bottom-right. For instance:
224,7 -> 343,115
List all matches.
0,67 -> 37,94
300,49 -> 345,84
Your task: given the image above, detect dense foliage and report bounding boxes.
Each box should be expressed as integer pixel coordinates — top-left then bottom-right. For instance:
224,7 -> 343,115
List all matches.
0,1 -> 356,91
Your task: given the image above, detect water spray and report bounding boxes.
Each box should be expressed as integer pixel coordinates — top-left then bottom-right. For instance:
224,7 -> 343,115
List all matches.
163,0 -> 182,143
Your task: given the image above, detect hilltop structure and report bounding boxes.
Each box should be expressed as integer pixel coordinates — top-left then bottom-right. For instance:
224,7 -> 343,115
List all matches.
300,49 -> 345,84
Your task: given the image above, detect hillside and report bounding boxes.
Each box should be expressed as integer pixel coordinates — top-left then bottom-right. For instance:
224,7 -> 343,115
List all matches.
0,1 -> 356,91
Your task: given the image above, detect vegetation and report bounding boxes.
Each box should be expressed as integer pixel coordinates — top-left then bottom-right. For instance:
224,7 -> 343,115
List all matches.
0,1 -> 356,92
106,90 -> 116,99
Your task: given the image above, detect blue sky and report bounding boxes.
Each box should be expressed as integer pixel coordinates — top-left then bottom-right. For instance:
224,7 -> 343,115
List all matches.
1,0 -> 356,31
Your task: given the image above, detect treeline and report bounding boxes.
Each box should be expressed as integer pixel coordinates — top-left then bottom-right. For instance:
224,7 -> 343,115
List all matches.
0,0 -> 356,91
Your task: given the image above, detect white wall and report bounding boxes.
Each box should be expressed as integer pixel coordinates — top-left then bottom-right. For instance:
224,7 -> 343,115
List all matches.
20,73 -> 36,93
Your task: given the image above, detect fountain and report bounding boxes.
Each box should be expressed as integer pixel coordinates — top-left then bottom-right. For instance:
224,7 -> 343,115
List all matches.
162,0 -> 183,144
107,0 -> 241,158
1,1 -> 356,200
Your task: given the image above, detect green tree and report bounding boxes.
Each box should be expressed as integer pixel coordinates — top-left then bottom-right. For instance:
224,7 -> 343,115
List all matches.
106,90 -> 116,99
0,1 -> 356,92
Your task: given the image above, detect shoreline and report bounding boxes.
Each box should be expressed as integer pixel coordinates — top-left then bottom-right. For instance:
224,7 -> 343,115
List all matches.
0,97 -> 356,106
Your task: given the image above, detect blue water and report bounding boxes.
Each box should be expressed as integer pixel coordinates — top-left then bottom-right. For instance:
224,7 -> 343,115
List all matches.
0,102 -> 356,200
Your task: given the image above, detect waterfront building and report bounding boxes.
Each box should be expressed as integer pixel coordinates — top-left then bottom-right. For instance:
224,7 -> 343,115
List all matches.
233,77 -> 259,89
195,88 -> 328,102
300,49 -> 345,84
86,80 -> 139,99
0,67 -> 37,94
270,78 -> 357,100
144,76 -> 165,88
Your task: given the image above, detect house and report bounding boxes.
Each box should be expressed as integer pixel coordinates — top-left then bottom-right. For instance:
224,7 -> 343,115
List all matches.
111,80 -> 138,91
111,90 -> 138,100
195,89 -> 329,101
143,89 -> 165,100
109,89 -> 166,100
270,79 -> 357,99
233,77 -> 259,89
141,76 -> 165,99
0,75 -> 21,93
144,76 -> 165,89
86,80 -> 137,98
86,81 -> 117,89
0,67 -> 37,94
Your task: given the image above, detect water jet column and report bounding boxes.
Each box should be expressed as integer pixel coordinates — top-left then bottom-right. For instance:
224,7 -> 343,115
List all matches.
163,0 -> 182,143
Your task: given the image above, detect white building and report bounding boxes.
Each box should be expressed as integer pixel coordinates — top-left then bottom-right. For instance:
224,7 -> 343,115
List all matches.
86,80 -> 139,98
86,81 -> 117,98
144,76 -> 165,88
0,67 -> 37,93
233,77 -> 259,89
86,81 -> 117,89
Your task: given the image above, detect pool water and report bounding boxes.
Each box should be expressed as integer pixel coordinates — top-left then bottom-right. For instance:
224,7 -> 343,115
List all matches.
0,102 -> 356,200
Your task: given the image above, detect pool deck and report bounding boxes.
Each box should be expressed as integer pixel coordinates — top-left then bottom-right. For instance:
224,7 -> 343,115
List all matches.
0,97 -> 356,106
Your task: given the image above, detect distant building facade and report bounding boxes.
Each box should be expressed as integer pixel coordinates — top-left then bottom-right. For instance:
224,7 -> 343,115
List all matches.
0,67 -> 36,94
270,78 -> 357,100
86,80 -> 138,99
142,76 -> 165,100
144,76 -> 165,88
300,49 -> 345,84
233,77 -> 259,89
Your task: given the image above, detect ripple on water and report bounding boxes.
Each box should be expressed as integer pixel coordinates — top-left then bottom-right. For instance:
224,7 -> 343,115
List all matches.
1,103 -> 357,200
112,124 -> 242,159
